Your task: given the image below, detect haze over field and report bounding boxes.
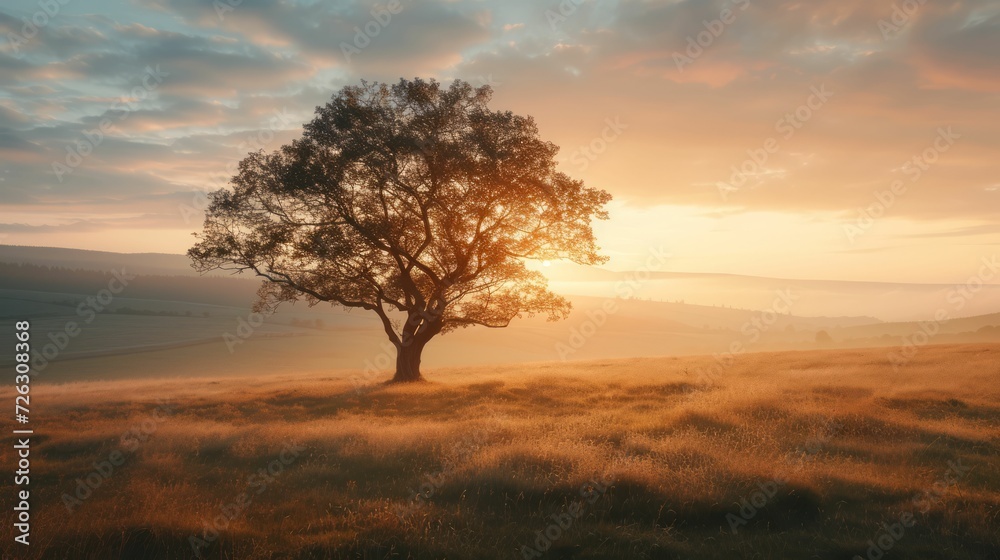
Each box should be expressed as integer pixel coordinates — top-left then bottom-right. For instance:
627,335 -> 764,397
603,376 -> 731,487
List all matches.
1,245 -> 999,384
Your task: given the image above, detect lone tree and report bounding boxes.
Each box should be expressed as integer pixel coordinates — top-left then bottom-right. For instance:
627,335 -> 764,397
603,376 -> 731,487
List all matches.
189,78 -> 611,382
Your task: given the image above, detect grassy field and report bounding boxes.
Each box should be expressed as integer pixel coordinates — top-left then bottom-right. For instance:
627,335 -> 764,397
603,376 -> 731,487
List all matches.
3,343 -> 999,559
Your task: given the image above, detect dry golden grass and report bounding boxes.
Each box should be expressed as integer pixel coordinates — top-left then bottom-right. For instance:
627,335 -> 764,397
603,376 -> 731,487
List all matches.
2,343 -> 999,559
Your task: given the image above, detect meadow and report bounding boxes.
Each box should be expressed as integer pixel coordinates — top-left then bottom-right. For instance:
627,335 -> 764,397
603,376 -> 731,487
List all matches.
2,343 -> 998,559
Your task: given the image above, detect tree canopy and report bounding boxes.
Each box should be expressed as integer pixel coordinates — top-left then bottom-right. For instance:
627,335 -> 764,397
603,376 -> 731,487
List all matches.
189,78 -> 611,381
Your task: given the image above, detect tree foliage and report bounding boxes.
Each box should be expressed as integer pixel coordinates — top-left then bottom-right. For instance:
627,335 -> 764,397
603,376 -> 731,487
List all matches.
189,78 -> 611,380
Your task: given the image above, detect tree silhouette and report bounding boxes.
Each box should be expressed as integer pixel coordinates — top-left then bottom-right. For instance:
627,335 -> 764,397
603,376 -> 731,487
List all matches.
189,78 -> 611,382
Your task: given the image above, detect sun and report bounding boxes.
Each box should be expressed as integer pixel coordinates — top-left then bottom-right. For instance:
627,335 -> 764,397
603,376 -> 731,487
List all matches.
542,260 -> 551,267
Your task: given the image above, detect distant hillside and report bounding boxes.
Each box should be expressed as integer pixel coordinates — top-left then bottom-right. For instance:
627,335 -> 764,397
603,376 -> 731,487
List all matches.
3,245 -> 999,323
0,245 -> 210,276
543,263 -> 1000,322
1,254 -> 997,373
836,312 -> 1000,339
0,262 -> 259,307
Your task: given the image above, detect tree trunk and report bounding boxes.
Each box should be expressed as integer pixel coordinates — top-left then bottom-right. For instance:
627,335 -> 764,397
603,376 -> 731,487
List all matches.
391,339 -> 426,383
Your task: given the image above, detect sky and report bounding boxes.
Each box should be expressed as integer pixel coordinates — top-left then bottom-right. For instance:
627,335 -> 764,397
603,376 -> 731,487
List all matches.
0,0 -> 997,283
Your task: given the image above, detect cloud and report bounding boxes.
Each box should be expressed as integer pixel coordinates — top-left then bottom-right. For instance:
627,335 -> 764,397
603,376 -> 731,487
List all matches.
137,0 -> 491,76
0,0 -> 997,267
906,3 -> 1000,91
